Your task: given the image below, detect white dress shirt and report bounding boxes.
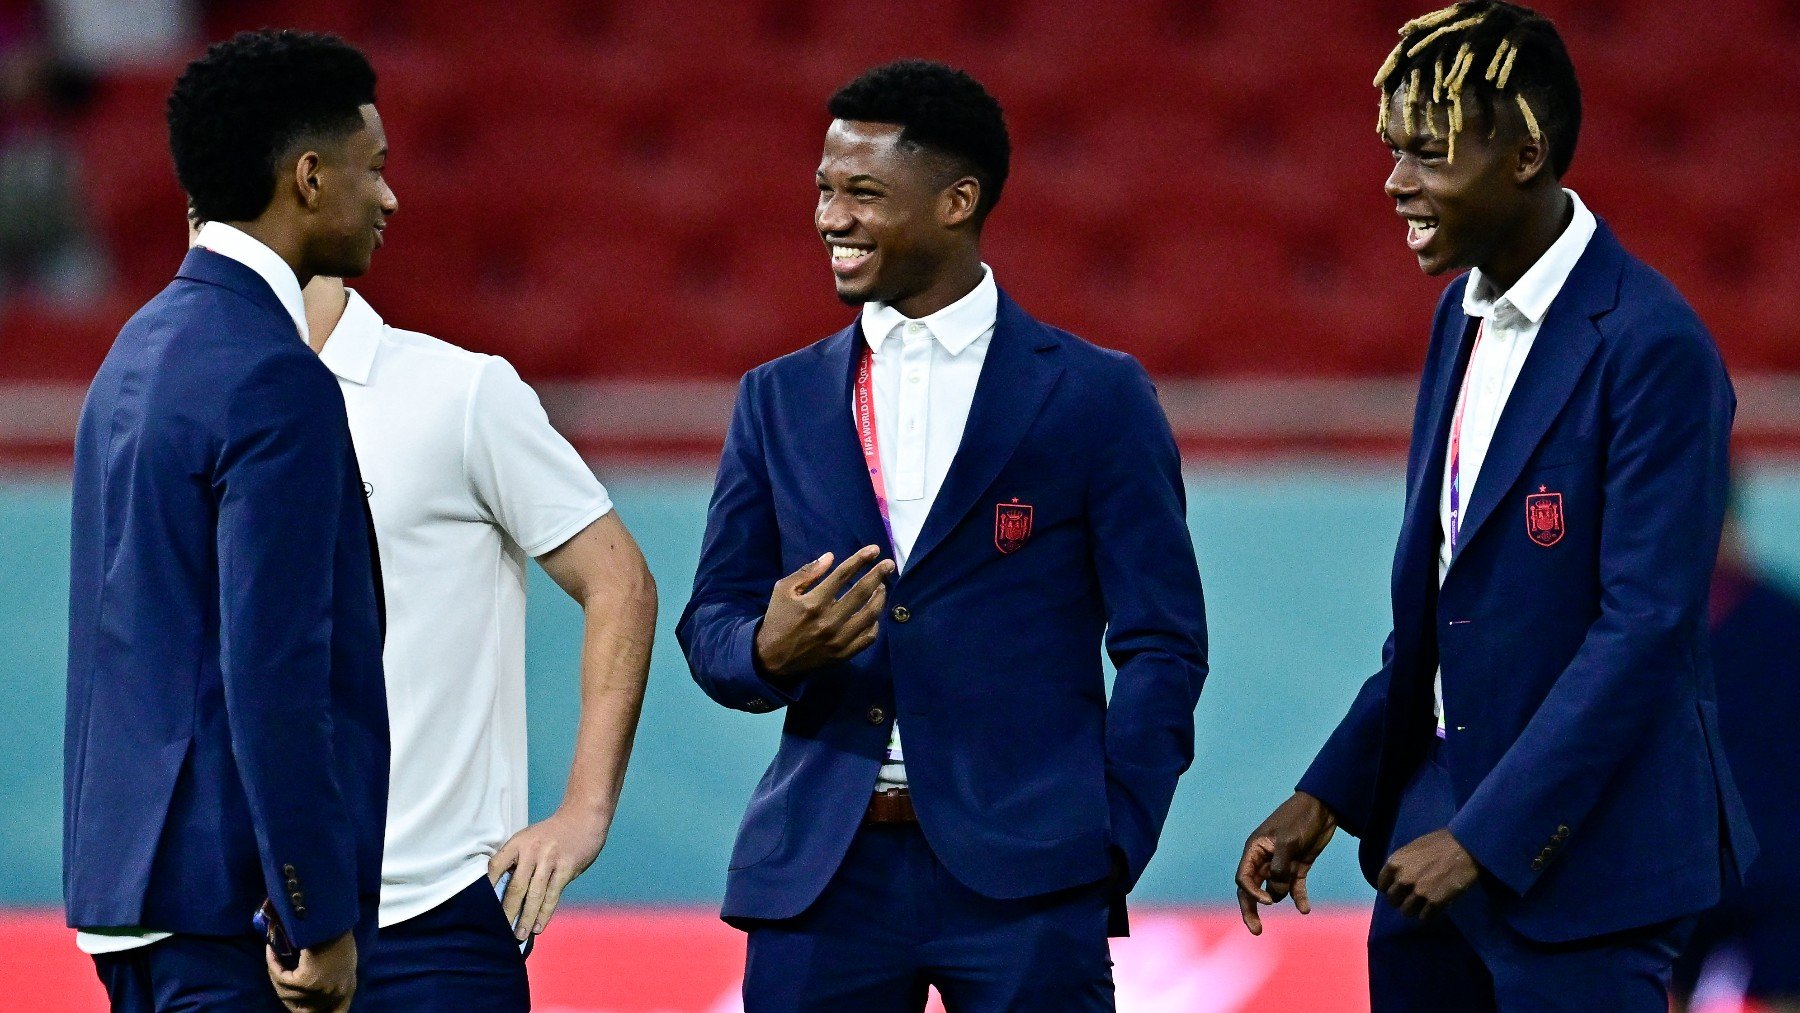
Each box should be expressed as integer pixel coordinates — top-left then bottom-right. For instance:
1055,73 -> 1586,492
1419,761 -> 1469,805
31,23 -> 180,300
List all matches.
1435,190 -> 1597,731
320,291 -> 612,927
75,221 -> 310,956
858,265 -> 998,789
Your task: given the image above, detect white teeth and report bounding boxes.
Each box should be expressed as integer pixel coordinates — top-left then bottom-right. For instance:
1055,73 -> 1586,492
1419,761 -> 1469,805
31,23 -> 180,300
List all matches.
832,245 -> 870,261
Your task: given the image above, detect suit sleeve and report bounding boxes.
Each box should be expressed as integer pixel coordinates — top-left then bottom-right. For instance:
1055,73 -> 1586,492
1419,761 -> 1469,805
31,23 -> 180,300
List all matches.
676,372 -> 799,714
1091,357 -> 1209,889
1448,323 -> 1735,895
1295,633 -> 1398,838
213,353 -> 361,949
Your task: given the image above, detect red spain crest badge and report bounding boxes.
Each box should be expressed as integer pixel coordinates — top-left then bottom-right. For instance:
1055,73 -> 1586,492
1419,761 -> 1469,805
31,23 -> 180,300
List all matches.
995,499 -> 1034,554
1525,486 -> 1564,547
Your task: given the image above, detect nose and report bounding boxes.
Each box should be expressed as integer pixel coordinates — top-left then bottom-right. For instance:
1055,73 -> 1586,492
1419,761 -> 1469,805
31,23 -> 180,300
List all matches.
380,176 -> 398,216
816,191 -> 852,236
1385,157 -> 1418,201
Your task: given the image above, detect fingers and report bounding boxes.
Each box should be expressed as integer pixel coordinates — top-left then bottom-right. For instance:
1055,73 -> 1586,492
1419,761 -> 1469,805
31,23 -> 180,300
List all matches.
487,838 -> 520,886
512,851 -> 556,941
1292,862 -> 1313,915
532,865 -> 575,935
809,545 -> 881,600
783,552 -> 835,596
501,854 -> 532,931
1237,884 -> 1264,935
833,556 -> 895,616
1234,839 -> 1275,905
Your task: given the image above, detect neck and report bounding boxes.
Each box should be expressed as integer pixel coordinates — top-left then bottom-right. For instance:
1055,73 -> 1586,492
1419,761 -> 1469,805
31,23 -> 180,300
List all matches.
889,247 -> 984,319
1478,187 -> 1572,293
225,217 -> 313,288
304,277 -> 349,354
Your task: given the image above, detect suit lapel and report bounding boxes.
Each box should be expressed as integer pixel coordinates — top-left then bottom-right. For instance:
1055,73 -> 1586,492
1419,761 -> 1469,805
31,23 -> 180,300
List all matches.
1448,225 -> 1622,565
904,291 -> 1063,575
808,320 -> 896,557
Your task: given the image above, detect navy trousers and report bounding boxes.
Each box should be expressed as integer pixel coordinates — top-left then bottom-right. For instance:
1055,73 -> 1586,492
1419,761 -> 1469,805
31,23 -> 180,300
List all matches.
359,876 -> 530,1011
742,822 -> 1115,1012
94,934 -> 288,1011
1368,746 -> 1690,1012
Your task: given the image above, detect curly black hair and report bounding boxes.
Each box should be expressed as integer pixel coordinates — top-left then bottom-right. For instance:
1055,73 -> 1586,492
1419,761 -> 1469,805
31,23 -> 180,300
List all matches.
1377,2 -> 1580,177
828,59 -> 1010,221
167,30 -> 377,223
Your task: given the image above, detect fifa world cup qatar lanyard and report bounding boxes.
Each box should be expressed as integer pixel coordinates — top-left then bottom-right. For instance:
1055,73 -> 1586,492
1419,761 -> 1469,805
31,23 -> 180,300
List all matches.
854,345 -> 899,560
1447,319 -> 1489,554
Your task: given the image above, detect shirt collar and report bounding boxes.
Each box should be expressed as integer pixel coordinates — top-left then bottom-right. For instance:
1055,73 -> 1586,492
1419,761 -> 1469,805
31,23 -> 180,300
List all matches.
192,221 -> 310,345
316,289 -> 383,385
1462,189 -> 1598,326
860,264 -> 998,356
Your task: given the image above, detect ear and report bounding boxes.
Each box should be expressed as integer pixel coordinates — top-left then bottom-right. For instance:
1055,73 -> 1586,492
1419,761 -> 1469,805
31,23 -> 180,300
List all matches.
939,176 -> 981,229
293,151 -> 324,210
1513,128 -> 1550,187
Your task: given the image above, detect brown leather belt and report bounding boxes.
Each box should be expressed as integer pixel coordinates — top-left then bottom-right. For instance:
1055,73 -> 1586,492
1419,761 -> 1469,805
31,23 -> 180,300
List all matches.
864,787 -> 917,825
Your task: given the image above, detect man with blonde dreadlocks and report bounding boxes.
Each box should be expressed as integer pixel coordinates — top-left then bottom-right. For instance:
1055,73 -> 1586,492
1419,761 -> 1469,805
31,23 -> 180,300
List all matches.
1233,3 -> 1756,1009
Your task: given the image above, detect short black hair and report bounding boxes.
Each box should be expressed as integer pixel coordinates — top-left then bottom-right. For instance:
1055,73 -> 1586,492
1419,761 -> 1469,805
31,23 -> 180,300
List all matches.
168,30 -> 377,223
1377,2 -> 1581,178
828,59 -> 1010,221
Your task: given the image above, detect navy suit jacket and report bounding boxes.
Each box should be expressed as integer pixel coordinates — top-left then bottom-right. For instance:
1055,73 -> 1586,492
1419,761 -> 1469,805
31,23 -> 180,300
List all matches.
1298,222 -> 1756,943
64,249 -> 388,951
678,291 -> 1208,929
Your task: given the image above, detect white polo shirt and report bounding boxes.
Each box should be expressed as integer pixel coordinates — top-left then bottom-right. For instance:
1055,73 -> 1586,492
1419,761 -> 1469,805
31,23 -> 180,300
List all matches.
319,291 -> 612,926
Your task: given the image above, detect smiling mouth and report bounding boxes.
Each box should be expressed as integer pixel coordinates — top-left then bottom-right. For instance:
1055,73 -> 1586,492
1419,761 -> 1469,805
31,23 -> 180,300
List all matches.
1404,216 -> 1439,252
829,243 -> 874,277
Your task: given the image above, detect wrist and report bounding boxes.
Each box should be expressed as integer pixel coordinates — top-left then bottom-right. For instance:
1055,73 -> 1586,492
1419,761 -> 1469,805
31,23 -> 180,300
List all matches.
751,620 -> 800,688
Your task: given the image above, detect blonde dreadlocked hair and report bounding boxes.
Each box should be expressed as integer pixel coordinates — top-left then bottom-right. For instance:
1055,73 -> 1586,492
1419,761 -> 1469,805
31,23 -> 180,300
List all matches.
1375,1 -> 1582,174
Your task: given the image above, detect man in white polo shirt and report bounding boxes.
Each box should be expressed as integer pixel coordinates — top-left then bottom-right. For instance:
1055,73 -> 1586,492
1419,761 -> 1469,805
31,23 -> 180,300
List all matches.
190,214 -> 657,1008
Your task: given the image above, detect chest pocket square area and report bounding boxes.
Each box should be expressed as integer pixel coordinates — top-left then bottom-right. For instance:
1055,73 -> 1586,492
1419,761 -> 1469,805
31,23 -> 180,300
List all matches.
1526,486 -> 1565,547
995,500 -> 1033,554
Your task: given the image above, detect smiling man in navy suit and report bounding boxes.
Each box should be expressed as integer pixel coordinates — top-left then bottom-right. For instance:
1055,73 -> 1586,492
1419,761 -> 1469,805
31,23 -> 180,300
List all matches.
678,60 -> 1208,1012
65,31 -> 394,1012
1234,4 -> 1754,1010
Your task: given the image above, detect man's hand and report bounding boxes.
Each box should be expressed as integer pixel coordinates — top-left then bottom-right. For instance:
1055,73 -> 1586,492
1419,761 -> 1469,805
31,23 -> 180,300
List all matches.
1236,791 -> 1338,936
754,546 -> 895,683
489,808 -> 609,941
266,929 -> 356,1012
1376,827 -> 1479,921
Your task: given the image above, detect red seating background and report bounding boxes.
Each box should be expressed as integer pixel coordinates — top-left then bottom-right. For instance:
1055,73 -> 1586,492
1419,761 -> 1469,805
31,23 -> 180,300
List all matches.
6,0 -> 1798,384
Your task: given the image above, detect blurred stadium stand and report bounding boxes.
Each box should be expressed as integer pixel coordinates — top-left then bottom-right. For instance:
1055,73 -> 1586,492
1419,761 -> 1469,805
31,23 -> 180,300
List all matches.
1,0 -> 1797,460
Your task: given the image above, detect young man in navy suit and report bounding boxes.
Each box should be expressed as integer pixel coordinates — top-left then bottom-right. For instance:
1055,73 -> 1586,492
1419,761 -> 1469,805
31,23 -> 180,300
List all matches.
65,31 -> 396,1012
1234,4 -> 1753,1009
679,60 -> 1208,1012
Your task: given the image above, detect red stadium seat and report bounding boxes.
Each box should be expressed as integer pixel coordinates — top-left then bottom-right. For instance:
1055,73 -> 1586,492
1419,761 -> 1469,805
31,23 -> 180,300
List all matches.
17,0 -> 1798,384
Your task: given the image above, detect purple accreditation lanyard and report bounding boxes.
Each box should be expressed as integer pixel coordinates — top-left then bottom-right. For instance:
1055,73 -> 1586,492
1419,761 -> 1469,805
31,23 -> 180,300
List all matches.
854,345 -> 898,552
1447,320 -> 1488,554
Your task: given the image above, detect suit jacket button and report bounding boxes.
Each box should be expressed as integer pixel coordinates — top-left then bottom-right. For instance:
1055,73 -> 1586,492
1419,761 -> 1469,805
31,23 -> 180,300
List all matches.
294,905 -> 308,918
867,706 -> 886,725
1531,858 -> 1545,871
890,605 -> 911,623
1555,825 -> 1570,839
285,878 -> 301,892
282,864 -> 297,877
